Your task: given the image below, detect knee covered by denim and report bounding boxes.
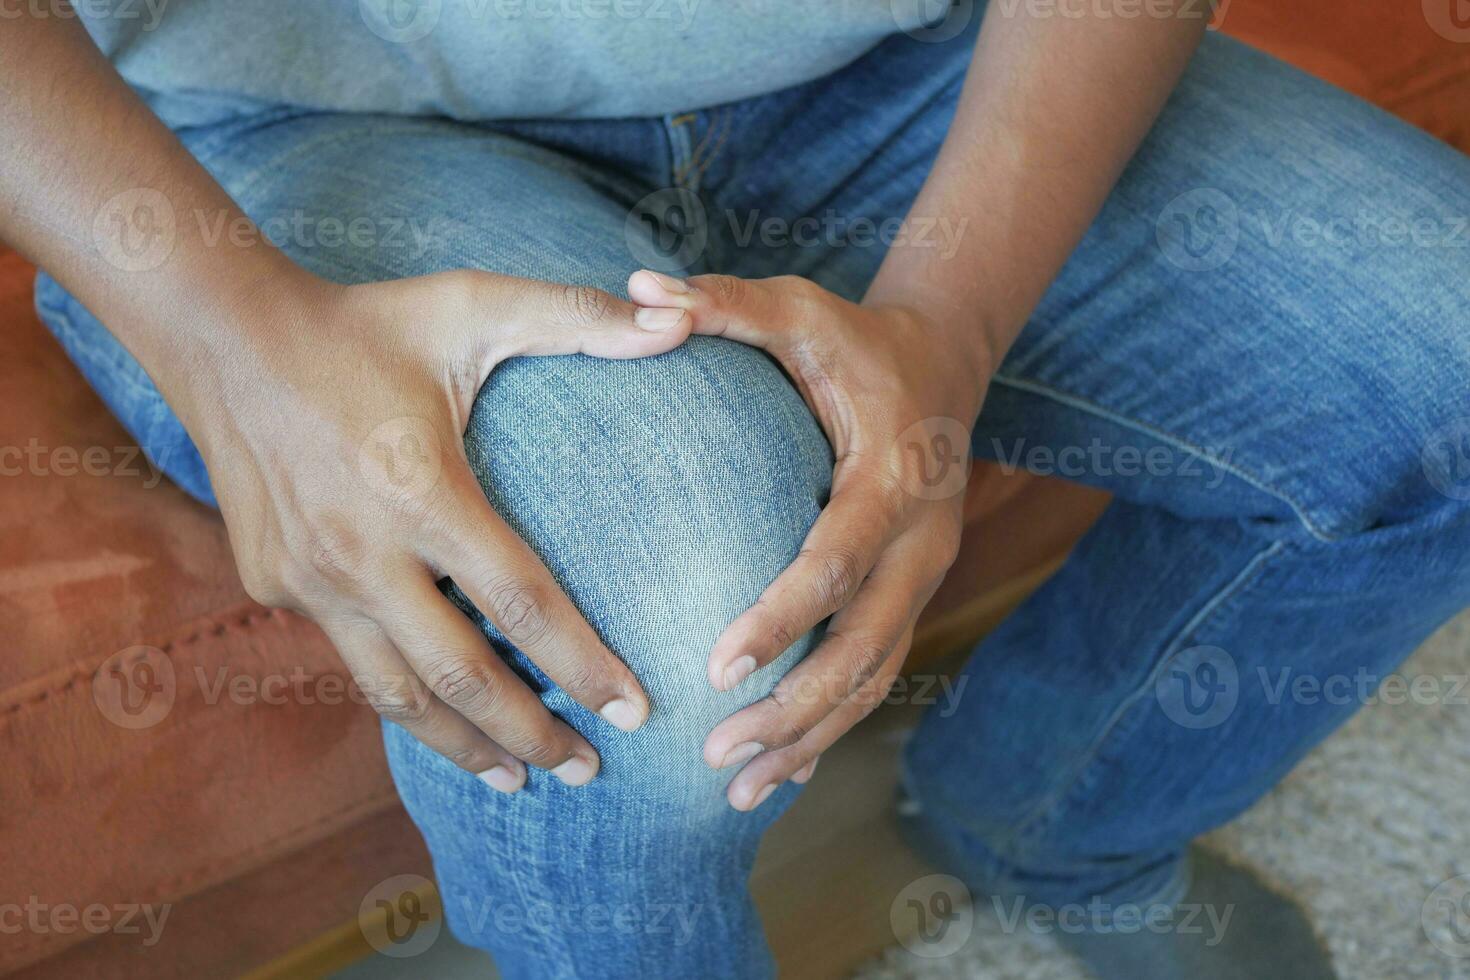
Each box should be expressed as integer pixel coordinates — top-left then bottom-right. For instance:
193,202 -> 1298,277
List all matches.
432,336 -> 833,812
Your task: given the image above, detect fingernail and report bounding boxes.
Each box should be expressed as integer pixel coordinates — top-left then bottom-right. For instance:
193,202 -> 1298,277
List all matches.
720,655 -> 758,690
642,269 -> 689,294
751,784 -> 777,809
599,697 -> 645,733
552,754 -> 598,787
635,307 -> 685,331
477,765 -> 522,794
720,741 -> 764,769
792,756 -> 820,784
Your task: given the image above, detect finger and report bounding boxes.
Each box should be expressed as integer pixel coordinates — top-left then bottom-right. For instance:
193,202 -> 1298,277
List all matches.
708,473 -> 903,690
703,542 -> 932,770
424,469 -> 651,733
726,626 -> 912,810
467,272 -> 691,360
377,570 -> 602,786
318,614 -> 526,793
627,270 -> 809,355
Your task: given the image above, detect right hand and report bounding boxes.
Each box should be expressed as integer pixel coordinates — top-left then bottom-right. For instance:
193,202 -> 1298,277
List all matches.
171,269 -> 692,792
0,4 -> 685,793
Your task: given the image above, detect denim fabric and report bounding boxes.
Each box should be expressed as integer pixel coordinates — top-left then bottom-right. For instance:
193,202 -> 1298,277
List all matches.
35,15 -> 1470,978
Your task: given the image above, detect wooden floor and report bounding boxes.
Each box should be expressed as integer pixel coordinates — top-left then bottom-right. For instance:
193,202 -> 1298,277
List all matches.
752,700 -> 937,978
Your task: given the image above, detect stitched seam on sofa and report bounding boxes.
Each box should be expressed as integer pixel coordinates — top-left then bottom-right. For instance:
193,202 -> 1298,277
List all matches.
1,605 -> 286,721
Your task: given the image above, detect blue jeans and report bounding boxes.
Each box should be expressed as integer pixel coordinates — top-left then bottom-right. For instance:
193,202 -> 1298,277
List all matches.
36,20 -> 1470,980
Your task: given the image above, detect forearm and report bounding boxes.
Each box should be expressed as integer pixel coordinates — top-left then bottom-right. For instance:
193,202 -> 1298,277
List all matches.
0,9 -> 311,412
865,3 -> 1206,371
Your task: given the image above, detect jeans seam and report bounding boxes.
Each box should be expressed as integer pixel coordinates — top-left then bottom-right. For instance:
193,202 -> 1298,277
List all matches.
34,290 -> 161,402
989,373 -> 1339,544
179,105 -> 317,167
1007,537 -> 1288,860
680,107 -> 733,188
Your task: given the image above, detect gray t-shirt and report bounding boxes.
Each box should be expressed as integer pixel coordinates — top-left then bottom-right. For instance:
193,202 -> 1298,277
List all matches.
79,0 -> 932,127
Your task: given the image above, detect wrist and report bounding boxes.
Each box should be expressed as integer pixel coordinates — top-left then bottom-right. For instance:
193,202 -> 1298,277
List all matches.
122,249 -> 332,428
867,291 -> 1002,384
860,300 -> 994,426
863,285 -> 1012,387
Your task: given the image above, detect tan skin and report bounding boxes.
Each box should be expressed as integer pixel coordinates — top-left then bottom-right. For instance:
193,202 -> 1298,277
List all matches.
1,10 -> 692,794
634,7 -> 1207,809
2,4 -> 1203,805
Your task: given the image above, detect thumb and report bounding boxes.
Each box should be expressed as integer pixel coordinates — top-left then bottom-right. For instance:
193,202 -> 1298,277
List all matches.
628,270 -> 789,354
464,271 -> 692,361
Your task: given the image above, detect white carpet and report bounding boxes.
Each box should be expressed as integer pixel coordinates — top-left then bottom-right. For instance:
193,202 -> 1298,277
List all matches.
856,611 -> 1470,979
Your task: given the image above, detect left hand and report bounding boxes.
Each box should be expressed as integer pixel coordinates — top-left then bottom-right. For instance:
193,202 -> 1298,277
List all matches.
628,269 -> 993,810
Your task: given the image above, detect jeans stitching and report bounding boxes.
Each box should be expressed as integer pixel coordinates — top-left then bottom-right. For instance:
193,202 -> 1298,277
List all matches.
34,290 -> 162,401
682,107 -> 733,187
1008,538 -> 1288,864
180,106 -> 317,167
990,373 -> 1339,543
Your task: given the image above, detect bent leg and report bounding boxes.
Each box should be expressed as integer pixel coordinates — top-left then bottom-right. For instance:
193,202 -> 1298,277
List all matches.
712,19 -> 1470,918
903,35 -> 1470,914
34,112 -> 833,977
